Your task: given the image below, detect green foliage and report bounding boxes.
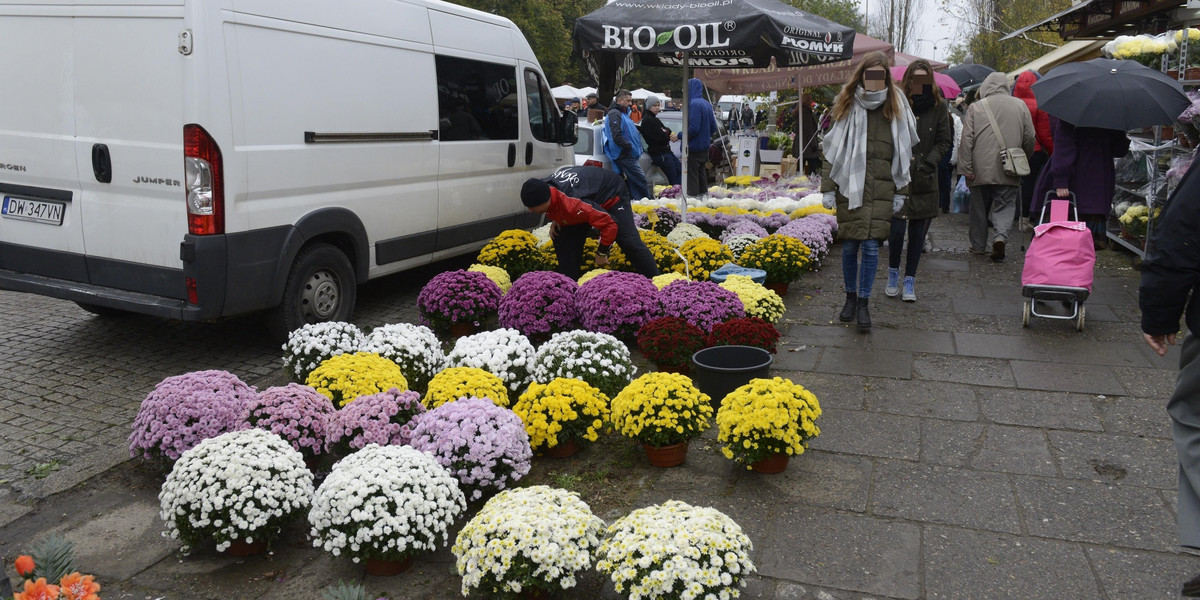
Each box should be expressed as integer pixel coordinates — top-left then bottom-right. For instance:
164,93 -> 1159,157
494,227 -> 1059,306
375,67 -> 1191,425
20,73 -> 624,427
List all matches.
30,533 -> 76,583
456,0 -> 604,87
786,0 -> 866,32
322,580 -> 369,600
944,0 -> 1071,73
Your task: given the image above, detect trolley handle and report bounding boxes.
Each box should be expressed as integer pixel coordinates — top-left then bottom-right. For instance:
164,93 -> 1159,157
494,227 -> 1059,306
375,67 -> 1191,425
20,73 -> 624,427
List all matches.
1038,191 -> 1078,224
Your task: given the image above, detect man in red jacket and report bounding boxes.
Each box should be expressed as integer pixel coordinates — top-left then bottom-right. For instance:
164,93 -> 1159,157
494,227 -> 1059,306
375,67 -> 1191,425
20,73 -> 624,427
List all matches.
521,166 -> 660,279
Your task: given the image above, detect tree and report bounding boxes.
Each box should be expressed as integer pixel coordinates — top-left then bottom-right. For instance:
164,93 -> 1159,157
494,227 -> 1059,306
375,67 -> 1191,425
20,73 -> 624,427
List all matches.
867,0 -> 924,53
455,0 -> 604,87
787,0 -> 866,32
940,0 -> 1071,72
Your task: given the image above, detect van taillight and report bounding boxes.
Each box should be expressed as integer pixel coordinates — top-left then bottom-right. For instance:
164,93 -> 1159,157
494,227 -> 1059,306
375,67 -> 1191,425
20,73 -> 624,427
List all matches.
584,159 -> 603,168
184,124 -> 224,235
185,277 -> 199,304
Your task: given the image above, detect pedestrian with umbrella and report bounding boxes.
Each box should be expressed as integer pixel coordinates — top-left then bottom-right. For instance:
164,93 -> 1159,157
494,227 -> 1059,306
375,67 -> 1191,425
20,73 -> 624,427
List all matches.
945,63 -> 996,90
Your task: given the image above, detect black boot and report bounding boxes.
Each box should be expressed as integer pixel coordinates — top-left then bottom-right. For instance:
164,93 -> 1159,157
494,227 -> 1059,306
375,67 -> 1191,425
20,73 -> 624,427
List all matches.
839,292 -> 857,322
856,297 -> 871,330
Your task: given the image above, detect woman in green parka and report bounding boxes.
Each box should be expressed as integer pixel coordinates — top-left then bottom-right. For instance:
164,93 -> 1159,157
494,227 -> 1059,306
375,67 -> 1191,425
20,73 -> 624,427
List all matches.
821,51 -> 919,330
886,60 -> 953,303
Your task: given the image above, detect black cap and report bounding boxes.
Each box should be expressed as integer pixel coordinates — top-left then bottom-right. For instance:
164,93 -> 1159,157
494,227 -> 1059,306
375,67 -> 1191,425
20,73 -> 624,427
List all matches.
521,178 -> 551,207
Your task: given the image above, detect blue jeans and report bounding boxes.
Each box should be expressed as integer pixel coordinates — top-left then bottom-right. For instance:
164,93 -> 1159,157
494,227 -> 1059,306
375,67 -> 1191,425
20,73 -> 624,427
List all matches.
842,239 -> 880,297
614,154 -> 650,201
649,152 -> 682,186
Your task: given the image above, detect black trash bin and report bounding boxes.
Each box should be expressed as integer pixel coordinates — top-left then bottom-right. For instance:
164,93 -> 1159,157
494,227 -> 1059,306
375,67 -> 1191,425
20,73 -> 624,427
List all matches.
692,345 -> 773,410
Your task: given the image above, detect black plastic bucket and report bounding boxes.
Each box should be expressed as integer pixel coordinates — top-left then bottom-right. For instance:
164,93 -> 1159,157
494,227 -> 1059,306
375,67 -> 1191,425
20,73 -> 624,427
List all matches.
691,345 -> 773,409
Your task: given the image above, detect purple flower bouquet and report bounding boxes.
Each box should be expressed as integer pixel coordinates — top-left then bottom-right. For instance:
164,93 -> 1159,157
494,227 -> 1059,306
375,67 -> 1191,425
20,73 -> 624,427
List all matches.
685,211 -> 736,238
499,271 -> 579,338
418,270 -> 503,331
129,370 -> 253,462
651,206 -> 682,237
720,219 -> 768,243
408,397 -> 532,502
576,272 -> 662,339
777,215 -> 834,258
324,388 -> 425,458
659,280 -> 745,332
247,383 -> 336,460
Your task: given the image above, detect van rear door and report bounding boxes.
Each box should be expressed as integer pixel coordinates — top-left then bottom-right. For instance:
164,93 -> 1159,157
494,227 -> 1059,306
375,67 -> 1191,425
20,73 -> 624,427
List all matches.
0,11 -> 85,281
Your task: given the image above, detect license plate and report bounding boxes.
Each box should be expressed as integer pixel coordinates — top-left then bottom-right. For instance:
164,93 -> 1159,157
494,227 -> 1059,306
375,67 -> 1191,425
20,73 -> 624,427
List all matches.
1,196 -> 65,225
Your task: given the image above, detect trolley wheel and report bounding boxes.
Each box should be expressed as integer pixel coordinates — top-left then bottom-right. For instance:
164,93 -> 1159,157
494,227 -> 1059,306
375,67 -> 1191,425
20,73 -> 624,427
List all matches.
1022,300 -> 1031,327
1076,306 -> 1086,332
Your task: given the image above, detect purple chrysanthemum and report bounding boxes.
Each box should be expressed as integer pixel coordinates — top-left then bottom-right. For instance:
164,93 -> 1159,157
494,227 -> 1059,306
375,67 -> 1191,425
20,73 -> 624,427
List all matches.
129,370 -> 253,461
325,388 -> 425,457
576,272 -> 662,339
408,397 -> 532,501
659,280 -> 746,332
247,383 -> 336,459
498,271 -> 579,337
776,215 -> 835,257
417,270 -> 502,328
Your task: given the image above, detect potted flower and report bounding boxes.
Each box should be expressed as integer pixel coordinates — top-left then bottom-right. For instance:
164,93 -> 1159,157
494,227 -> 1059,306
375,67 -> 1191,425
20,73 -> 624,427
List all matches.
498,271 -> 580,340
446,328 -> 536,393
651,272 -> 689,289
776,214 -> 835,259
719,219 -> 768,242
360,323 -> 445,395
407,397 -> 533,502
577,267 -> 613,286
531,330 -> 637,398
716,377 -> 822,473
308,444 -> 467,576
576,272 -> 662,339
610,372 -> 713,467
281,321 -> 366,382
417,269 -> 503,336
305,352 -> 408,407
511,377 -> 609,457
452,486 -> 606,599
636,316 -> 707,373
324,388 -> 425,458
423,366 -> 510,408
685,210 -> 736,238
650,206 -> 681,236
159,429 -> 314,555
738,234 -> 812,294
665,222 -> 710,247
595,501 -> 755,599
468,263 -> 512,294
659,279 -> 745,331
723,233 -> 761,259
128,370 -> 253,463
707,316 -> 782,353
11,537 -> 102,600
718,275 -> 786,323
676,237 -> 734,281
639,229 -> 682,273
476,229 -> 549,279
246,383 -> 336,466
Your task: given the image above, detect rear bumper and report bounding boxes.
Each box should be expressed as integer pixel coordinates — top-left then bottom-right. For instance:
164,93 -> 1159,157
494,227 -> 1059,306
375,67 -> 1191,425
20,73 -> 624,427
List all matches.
0,267 -> 197,319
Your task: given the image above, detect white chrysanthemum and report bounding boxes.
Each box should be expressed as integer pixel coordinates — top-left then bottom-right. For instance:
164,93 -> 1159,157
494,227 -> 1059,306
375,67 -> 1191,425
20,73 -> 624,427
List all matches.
282,321 -> 365,381
446,328 -> 535,392
530,330 -> 636,398
596,501 -> 754,600
361,323 -> 445,391
666,223 -> 711,246
159,429 -> 314,553
453,486 -> 605,596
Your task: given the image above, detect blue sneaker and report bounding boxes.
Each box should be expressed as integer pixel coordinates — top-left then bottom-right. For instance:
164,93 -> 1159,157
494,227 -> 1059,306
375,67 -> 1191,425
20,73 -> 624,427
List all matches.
885,268 -> 900,297
902,276 -> 916,302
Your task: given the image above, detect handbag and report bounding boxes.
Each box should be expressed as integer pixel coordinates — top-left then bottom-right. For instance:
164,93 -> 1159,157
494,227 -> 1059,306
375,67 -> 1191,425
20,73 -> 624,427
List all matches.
980,99 -> 1031,177
951,175 -> 970,213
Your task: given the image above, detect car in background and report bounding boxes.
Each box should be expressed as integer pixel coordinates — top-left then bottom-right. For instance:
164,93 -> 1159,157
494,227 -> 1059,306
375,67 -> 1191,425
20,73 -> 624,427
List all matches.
573,122 -> 669,190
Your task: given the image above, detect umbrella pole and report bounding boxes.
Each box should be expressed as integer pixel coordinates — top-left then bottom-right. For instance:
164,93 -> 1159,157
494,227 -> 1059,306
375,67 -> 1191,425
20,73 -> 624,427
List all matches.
680,52 -> 690,218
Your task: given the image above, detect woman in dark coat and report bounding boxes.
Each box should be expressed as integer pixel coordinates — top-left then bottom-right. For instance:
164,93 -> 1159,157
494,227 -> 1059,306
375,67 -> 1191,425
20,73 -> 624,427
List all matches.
887,60 -> 952,303
640,95 -> 681,186
1030,116 -> 1129,249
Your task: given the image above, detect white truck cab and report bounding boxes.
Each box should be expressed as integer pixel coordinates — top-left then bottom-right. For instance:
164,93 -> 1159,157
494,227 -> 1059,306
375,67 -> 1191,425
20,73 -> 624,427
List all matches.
0,0 -> 577,338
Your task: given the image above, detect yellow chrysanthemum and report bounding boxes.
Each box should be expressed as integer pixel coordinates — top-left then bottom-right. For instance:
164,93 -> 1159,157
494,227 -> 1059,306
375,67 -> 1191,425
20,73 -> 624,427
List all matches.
425,366 -> 509,408
468,264 -> 512,294
512,378 -> 610,450
716,376 -> 822,466
306,352 -> 409,407
610,373 -> 713,446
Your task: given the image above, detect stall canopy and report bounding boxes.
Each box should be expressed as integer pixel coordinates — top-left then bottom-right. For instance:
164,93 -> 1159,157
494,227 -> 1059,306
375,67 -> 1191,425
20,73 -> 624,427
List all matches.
1005,40 -> 1107,79
551,84 -> 583,100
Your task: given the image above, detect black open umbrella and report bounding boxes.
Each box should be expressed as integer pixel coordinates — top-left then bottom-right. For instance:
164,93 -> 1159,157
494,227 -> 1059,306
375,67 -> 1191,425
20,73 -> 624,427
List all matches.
944,63 -> 995,89
573,0 -> 855,205
1031,58 -> 1189,130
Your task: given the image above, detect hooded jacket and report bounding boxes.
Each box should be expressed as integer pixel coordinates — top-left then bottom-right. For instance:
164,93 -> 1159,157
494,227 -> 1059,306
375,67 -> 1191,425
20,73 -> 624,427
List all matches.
959,72 -> 1036,187
1141,158 -> 1200,336
686,78 -> 717,152
1012,71 -> 1054,154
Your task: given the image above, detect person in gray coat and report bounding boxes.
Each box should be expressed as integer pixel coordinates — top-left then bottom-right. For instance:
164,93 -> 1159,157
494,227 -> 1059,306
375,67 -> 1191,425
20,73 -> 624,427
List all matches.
958,72 -> 1035,262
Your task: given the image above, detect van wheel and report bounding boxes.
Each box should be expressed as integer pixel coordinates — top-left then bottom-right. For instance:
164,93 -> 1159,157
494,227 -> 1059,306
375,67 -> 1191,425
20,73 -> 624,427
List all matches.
75,301 -> 128,317
267,243 -> 356,341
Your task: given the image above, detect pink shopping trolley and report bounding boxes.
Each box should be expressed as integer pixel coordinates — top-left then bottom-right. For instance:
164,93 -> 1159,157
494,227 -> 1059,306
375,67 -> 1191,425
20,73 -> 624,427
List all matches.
1020,194 -> 1095,331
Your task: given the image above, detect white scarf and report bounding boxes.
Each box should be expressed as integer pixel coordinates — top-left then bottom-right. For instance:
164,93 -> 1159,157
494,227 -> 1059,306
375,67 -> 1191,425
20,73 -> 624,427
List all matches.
824,86 -> 919,210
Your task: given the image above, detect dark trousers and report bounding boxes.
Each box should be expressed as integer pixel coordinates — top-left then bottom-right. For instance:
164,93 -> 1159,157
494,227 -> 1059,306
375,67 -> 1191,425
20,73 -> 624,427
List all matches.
937,153 -> 953,212
650,152 -> 682,187
554,195 -> 660,280
1020,150 -> 1049,220
686,151 -> 708,197
888,217 -> 931,277
1170,334 -> 1200,548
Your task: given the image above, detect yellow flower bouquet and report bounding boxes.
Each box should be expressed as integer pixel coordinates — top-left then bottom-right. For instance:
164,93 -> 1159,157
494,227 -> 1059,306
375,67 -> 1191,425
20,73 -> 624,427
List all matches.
610,372 -> 713,447
512,378 -> 609,451
305,352 -> 409,407
468,264 -> 512,294
477,230 -> 549,278
424,366 -> 509,408
675,237 -> 733,281
718,274 -> 786,323
738,234 -> 812,284
640,229 -> 682,273
716,377 -> 821,467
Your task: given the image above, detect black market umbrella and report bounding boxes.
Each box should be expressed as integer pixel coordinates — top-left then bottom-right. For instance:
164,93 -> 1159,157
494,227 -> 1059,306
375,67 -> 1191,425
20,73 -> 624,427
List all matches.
1031,58 -> 1189,130
944,63 -> 996,89
573,0 -> 855,208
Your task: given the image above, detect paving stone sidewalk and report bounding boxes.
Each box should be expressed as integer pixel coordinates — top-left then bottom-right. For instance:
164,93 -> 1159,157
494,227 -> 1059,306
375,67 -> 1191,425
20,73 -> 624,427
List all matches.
1,212 -> 1196,599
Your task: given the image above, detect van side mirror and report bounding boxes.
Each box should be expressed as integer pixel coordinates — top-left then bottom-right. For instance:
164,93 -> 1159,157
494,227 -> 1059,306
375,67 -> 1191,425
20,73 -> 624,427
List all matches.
558,112 -> 578,146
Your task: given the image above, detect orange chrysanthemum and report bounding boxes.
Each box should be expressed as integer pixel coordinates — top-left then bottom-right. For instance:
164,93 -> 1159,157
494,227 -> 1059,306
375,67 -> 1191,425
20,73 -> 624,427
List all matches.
13,577 -> 60,600
59,572 -> 100,600
14,554 -> 35,577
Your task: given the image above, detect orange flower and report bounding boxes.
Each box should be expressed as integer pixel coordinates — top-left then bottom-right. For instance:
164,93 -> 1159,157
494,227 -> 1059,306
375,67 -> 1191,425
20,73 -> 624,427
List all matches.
14,554 -> 35,577
13,577 -> 60,600
59,572 -> 100,600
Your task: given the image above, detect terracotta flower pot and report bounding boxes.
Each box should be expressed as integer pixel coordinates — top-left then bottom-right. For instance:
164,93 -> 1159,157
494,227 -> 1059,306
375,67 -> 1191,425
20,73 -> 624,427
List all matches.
224,539 -> 267,556
765,281 -> 789,297
449,322 -> 479,338
643,442 -> 688,467
655,363 -> 691,374
521,587 -> 553,600
364,555 -> 414,576
749,452 -> 789,474
544,439 -> 581,459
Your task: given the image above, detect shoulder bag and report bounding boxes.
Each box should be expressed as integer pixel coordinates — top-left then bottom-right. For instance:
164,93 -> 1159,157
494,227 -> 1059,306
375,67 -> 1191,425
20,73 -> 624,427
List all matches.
980,99 -> 1031,177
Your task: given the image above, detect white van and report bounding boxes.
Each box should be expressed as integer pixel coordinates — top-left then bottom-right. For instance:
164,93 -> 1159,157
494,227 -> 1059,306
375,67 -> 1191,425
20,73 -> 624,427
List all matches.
0,0 -> 577,338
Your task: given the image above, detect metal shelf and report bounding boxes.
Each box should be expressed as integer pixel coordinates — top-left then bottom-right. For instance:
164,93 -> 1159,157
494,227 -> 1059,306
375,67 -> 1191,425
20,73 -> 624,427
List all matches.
1106,230 -> 1145,258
